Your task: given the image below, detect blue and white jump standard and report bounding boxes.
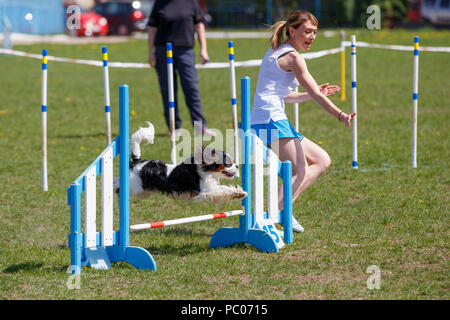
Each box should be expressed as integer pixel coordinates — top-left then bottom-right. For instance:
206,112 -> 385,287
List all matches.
210,76 -> 294,252
102,46 -> 112,146
411,36 -> 419,168
68,85 -> 156,274
41,49 -> 48,191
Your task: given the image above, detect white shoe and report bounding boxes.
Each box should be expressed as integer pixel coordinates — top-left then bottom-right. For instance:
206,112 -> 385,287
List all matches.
280,216 -> 304,233
292,216 -> 304,233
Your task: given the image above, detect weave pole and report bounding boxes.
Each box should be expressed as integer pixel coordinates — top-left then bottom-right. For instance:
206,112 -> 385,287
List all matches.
130,210 -> 244,231
412,36 -> 419,168
102,46 -> 112,145
41,49 -> 48,191
166,43 -> 176,164
340,30 -> 346,101
228,41 -> 239,176
351,35 -> 358,169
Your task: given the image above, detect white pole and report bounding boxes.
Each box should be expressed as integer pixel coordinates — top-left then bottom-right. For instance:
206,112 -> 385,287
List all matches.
351,35 -> 358,170
293,86 -> 299,132
412,36 -> 419,168
167,43 -> 176,164
102,46 -> 111,145
228,41 -> 239,176
130,210 -> 244,231
41,49 -> 48,191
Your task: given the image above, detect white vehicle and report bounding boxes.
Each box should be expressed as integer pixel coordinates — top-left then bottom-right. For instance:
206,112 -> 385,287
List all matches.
421,0 -> 450,26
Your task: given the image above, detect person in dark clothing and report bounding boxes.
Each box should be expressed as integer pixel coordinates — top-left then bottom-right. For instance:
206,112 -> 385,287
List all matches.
147,0 -> 215,136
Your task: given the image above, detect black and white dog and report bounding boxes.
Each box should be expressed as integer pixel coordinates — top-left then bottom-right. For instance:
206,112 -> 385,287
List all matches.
114,122 -> 247,203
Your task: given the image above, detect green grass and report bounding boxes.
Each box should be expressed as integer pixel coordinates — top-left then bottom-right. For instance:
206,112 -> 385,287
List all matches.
0,28 -> 449,300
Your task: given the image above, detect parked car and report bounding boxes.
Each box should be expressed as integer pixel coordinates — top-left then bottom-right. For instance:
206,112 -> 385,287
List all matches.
407,0 -> 422,23
421,0 -> 450,26
78,11 -> 109,36
93,0 -> 154,35
65,8 -> 109,37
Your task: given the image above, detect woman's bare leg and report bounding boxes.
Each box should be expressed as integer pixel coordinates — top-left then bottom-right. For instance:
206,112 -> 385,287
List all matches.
271,137 -> 331,209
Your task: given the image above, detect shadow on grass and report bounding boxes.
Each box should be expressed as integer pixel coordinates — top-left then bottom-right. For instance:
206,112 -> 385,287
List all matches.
2,262 -> 44,273
139,227 -> 218,257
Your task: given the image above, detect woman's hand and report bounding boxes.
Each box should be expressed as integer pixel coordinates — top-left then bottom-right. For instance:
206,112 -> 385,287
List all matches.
319,83 -> 340,97
148,52 -> 156,67
199,49 -> 210,64
340,112 -> 356,127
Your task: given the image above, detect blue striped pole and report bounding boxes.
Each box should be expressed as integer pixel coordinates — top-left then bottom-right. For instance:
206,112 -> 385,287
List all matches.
41,49 -> 48,191
351,35 -> 358,169
228,41 -> 239,175
412,36 -> 419,168
240,76 -> 252,235
119,84 -> 130,253
102,46 -> 112,145
166,43 -> 176,164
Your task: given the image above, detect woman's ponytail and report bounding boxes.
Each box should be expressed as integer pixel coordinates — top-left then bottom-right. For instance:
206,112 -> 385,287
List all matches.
269,20 -> 287,50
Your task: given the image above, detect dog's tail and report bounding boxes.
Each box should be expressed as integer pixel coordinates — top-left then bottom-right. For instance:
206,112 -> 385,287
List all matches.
130,121 -> 155,165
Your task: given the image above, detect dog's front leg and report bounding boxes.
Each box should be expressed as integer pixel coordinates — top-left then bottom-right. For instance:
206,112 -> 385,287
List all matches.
193,185 -> 247,203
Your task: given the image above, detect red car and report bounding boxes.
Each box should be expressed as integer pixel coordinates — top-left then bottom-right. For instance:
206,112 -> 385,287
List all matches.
66,7 -> 109,37
77,11 -> 109,37
93,1 -> 153,35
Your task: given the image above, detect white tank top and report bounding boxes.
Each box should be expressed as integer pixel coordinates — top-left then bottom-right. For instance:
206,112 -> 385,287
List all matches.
251,44 -> 299,124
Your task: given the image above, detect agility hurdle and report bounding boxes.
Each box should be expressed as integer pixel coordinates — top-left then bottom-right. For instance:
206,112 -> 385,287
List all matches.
68,84 -> 155,274
130,76 -> 294,252
68,78 -> 295,274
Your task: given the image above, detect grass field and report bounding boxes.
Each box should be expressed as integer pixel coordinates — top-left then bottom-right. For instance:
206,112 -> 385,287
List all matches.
0,28 -> 449,300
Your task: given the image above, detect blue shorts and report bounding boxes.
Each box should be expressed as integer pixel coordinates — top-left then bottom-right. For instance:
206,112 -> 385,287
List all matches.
251,119 -> 304,145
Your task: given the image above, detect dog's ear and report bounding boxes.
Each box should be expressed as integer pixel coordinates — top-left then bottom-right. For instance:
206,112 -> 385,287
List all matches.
201,147 -> 218,165
200,145 -> 216,154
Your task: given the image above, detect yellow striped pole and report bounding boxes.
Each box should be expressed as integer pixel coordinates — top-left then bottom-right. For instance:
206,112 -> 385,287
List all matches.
340,30 -> 346,101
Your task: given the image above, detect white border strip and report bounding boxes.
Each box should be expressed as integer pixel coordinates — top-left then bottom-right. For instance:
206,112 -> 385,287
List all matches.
343,41 -> 450,52
0,47 -> 343,69
1,42 -> 448,70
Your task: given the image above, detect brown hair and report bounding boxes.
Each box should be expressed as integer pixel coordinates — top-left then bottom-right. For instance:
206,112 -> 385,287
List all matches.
269,10 -> 318,49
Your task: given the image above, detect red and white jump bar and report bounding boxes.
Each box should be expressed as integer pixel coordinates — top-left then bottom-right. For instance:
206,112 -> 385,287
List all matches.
130,210 -> 244,232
